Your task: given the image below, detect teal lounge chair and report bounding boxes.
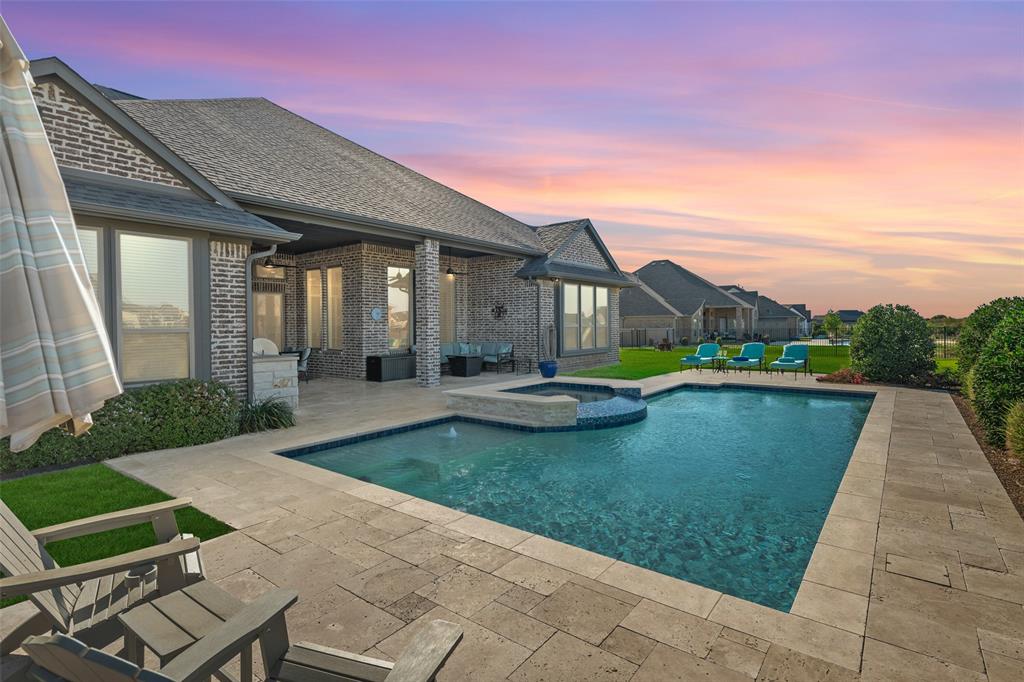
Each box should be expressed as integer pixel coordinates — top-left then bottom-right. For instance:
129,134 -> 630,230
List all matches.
770,344 -> 810,379
726,342 -> 766,375
680,343 -> 720,372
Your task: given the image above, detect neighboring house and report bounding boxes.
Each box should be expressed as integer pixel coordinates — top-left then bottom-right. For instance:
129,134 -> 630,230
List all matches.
720,286 -> 804,341
786,304 -> 812,337
621,261 -> 754,342
30,57 -> 632,398
811,309 -> 865,330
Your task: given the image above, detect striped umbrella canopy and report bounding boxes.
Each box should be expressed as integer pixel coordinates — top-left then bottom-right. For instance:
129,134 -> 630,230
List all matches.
1,17 -> 122,452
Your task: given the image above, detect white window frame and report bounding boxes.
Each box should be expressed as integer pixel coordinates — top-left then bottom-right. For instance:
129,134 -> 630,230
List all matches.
327,266 -> 343,350
76,226 -> 104,313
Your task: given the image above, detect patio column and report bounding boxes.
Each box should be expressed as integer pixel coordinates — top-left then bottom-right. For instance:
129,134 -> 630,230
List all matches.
415,238 -> 441,387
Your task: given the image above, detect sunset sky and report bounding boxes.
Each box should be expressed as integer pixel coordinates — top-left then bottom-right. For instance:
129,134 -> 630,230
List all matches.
6,1 -> 1021,317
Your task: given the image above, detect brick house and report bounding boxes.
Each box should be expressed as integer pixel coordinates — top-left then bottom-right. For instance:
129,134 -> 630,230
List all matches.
30,57 -> 631,399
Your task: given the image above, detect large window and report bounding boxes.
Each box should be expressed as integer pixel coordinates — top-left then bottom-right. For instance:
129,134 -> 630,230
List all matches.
388,266 -> 413,349
327,266 -> 343,349
440,272 -> 456,344
561,283 -> 610,353
118,232 -> 192,382
306,268 -> 322,348
77,227 -> 102,310
254,292 -> 283,349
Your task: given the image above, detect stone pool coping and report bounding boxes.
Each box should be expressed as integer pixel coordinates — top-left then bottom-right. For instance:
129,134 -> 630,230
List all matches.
92,372 -> 1024,679
443,376 -> 647,429
286,374 -> 887,670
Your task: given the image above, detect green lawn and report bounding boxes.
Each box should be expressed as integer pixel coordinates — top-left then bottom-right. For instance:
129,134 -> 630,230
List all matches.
570,346 -> 852,380
1,463 -> 232,607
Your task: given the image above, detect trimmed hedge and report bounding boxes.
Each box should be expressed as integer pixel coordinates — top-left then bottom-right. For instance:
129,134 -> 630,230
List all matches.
971,308 -> 1024,447
1006,401 -> 1024,460
850,304 -> 934,383
958,297 -> 1024,375
1,380 -> 240,473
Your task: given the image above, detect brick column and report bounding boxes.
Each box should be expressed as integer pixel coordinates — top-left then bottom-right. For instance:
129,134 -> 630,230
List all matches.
415,239 -> 441,387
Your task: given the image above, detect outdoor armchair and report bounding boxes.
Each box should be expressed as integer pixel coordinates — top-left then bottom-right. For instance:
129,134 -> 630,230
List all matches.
0,498 -> 204,655
22,589 -> 464,682
726,343 -> 766,375
680,343 -> 720,372
769,344 -> 810,378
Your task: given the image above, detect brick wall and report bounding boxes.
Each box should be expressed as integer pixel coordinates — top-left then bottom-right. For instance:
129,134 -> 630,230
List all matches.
553,229 -> 609,269
210,240 -> 250,397
415,240 -> 441,387
466,256 -> 544,365
33,81 -> 186,187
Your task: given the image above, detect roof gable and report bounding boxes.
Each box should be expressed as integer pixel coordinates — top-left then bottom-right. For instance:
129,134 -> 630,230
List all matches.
29,58 -> 239,208
116,97 -> 546,254
636,260 -> 751,315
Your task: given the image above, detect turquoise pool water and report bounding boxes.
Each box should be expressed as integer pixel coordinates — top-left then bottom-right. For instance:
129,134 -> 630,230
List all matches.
293,387 -> 872,610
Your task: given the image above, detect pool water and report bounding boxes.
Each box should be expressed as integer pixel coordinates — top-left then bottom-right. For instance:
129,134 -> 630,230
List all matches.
293,387 -> 872,610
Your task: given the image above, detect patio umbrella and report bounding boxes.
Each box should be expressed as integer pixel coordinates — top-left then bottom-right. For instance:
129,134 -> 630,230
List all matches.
1,17 -> 121,452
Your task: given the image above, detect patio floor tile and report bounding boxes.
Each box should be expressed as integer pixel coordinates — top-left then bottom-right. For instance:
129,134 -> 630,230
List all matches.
508,631 -> 636,682
984,651 -> 1024,682
446,515 -> 534,549
618,598 -> 722,658
631,642 -> 748,682
963,565 -> 1024,604
253,542 -> 364,599
285,585 -> 405,654
443,537 -> 519,572
339,557 -> 436,607
513,535 -> 615,579
495,585 -> 547,613
791,581 -> 868,635
527,582 -> 633,646
818,515 -> 878,555
706,636 -> 765,678
416,564 -> 513,616
383,593 -> 438,623
802,544 -> 873,596
392,497 -> 467,525
596,561 -> 721,618
493,556 -> 574,596
885,553 -> 951,586
859,637 -> 986,682
472,602 -> 556,650
200,531 -> 279,581
378,527 -> 457,565
377,605 -> 532,682
757,643 -> 860,682
599,627 -> 657,666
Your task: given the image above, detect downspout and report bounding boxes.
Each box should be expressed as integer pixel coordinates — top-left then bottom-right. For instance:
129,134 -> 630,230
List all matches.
245,243 -> 277,404
534,277 -> 542,362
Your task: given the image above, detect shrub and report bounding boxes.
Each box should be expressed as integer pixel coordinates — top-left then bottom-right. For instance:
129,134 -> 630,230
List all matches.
1006,401 -> 1024,459
816,368 -> 865,384
239,398 -> 296,434
958,297 -> 1024,375
850,304 -> 935,383
972,308 -> 1024,447
0,380 -> 240,473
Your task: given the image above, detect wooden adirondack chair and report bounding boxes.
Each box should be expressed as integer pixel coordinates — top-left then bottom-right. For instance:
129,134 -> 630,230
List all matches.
0,499 -> 204,654
22,589 -> 464,682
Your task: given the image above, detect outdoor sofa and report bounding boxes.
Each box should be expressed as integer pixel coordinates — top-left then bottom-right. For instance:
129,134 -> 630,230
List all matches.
441,342 -> 514,373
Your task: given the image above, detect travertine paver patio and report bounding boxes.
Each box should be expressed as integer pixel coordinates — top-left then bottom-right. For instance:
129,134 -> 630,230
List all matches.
89,372 -> 1024,679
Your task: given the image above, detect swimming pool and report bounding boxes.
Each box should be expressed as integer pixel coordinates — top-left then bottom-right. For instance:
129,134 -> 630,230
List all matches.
288,386 -> 872,610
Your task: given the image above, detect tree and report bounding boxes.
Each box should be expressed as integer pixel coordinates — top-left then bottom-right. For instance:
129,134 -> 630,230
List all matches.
850,304 -> 935,383
971,308 -> 1024,447
822,310 -> 843,344
958,297 -> 1024,375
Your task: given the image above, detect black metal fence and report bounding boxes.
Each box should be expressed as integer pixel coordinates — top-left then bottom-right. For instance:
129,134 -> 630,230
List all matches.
621,328 -> 676,348
932,326 -> 959,360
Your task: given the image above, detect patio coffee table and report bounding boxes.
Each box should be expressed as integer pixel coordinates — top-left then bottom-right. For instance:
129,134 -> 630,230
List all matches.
449,354 -> 483,377
712,356 -> 729,374
119,580 -> 249,680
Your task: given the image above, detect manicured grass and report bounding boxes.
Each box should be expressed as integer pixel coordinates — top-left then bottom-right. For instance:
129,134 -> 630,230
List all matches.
936,358 -> 959,373
570,346 -> 852,380
1,463 -> 232,607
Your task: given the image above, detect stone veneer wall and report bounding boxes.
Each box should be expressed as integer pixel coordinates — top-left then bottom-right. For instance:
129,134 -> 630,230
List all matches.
210,240 -> 250,397
33,81 -> 186,187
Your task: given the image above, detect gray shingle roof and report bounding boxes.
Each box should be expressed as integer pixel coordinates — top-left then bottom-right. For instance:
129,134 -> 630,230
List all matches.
634,260 -> 750,315
533,219 -> 588,254
756,293 -> 802,319
620,281 -> 687,317
62,170 -> 295,242
116,97 -> 544,253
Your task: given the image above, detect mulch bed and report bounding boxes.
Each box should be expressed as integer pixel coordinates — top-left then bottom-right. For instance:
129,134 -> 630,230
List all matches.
951,393 -> 1024,520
